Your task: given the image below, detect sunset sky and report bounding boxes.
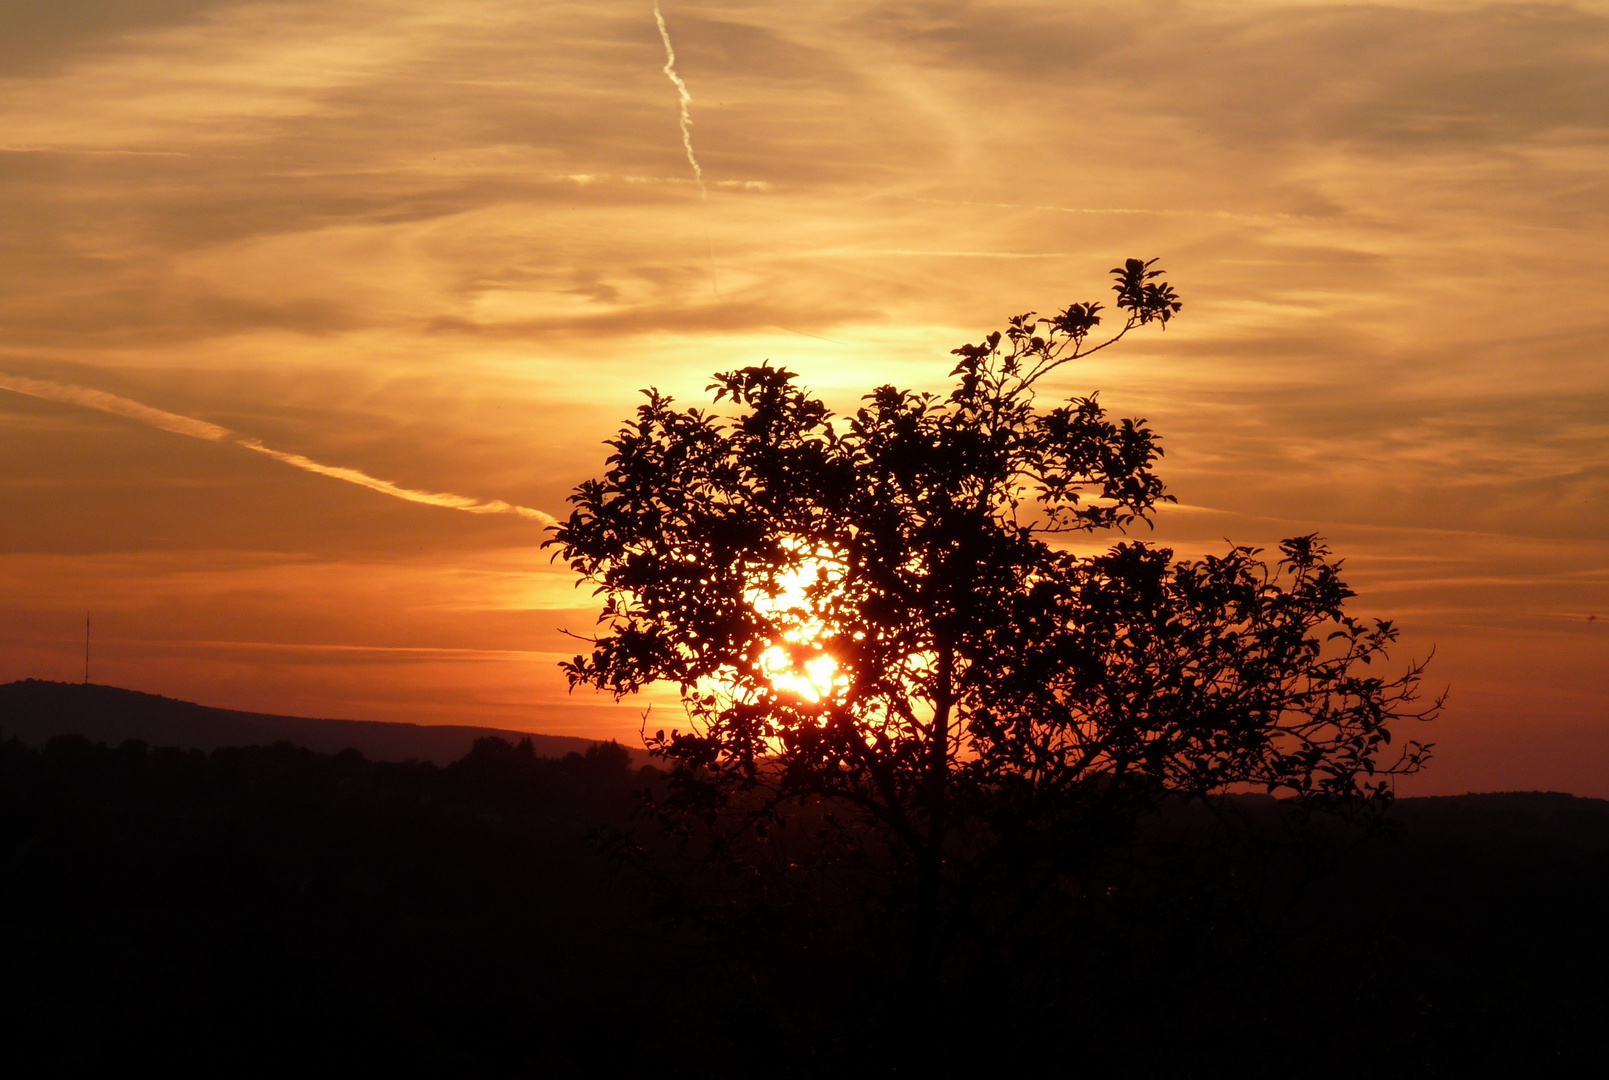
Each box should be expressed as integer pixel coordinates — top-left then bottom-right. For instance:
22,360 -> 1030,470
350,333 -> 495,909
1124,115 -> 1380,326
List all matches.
2,0 -> 1605,795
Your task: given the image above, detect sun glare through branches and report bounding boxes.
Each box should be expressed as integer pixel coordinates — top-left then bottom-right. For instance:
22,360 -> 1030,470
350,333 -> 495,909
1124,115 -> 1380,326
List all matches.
745,545 -> 847,704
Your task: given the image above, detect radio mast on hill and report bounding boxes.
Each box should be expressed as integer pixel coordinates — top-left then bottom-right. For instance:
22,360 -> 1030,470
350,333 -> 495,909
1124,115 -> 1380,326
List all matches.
84,613 -> 90,685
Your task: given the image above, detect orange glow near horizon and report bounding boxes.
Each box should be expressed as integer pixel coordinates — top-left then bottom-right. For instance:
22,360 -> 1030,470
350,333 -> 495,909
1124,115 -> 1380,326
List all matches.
1,1 -> 1606,794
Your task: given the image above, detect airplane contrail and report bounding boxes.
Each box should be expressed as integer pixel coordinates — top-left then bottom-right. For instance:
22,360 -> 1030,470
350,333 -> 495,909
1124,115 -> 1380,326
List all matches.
0,373 -> 231,441
236,439 -> 550,521
0,373 -> 557,526
654,2 -> 705,199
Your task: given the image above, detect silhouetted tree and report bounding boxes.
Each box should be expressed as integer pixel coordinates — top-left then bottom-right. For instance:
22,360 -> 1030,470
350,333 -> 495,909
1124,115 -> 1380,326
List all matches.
548,259 -> 1436,987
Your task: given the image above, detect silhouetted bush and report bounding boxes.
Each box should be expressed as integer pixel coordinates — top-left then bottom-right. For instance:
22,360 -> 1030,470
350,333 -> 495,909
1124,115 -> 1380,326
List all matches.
549,260 -> 1438,1014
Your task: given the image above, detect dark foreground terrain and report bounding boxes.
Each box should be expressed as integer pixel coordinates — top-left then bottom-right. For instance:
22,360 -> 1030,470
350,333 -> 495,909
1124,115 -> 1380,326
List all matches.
2,724 -> 1606,1076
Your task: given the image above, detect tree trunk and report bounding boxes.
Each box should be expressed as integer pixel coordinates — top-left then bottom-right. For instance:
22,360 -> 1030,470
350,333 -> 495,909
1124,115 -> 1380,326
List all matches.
908,646 -> 955,990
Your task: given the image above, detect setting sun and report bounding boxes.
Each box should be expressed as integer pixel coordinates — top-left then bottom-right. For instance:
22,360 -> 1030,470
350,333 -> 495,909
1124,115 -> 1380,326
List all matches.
747,549 -> 846,703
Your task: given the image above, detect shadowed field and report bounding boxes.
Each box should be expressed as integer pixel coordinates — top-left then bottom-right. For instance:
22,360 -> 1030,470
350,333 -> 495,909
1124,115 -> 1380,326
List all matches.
1,718 -> 1605,1075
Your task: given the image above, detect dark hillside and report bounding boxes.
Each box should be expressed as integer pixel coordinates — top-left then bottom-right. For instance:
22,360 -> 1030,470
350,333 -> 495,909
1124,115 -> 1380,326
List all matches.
1,729 -> 1605,1075
0,679 -> 644,765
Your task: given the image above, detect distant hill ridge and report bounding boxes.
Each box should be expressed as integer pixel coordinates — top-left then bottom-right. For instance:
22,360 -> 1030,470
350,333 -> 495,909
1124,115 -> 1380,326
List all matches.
0,679 -> 641,766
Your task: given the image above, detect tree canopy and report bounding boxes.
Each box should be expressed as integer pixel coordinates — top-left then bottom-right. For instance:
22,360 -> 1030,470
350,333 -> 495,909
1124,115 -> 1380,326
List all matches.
548,258 -> 1435,979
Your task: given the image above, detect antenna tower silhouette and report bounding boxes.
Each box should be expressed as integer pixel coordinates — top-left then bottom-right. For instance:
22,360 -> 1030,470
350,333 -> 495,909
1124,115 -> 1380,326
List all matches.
84,613 -> 90,684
